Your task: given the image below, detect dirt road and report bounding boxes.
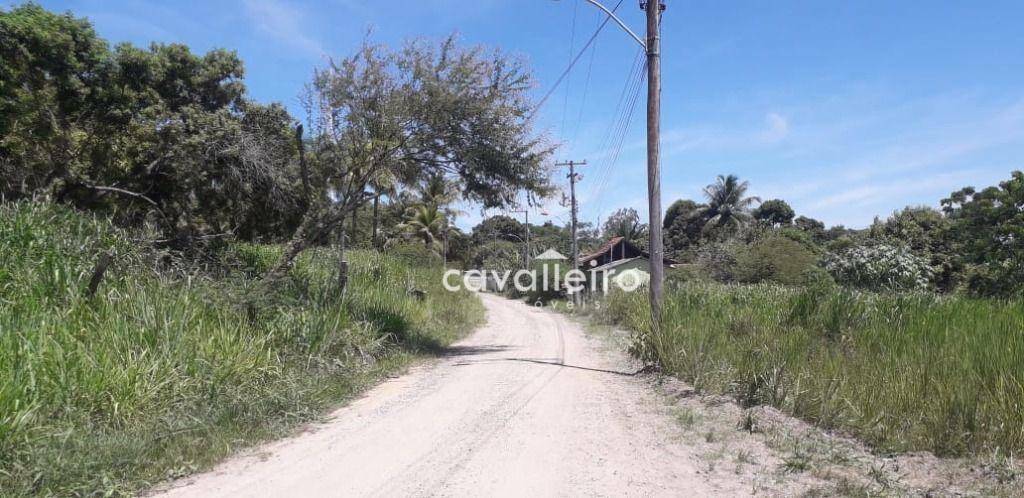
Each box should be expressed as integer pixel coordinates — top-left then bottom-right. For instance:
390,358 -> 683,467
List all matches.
156,294 -> 1012,497
156,294 -> 744,497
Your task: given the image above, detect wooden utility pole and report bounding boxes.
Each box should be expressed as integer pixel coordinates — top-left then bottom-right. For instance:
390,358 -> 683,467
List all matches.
513,208 -> 531,268
644,0 -> 665,325
557,160 -> 586,302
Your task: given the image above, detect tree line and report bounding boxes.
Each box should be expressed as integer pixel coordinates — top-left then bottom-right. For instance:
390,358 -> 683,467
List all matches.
461,168 -> 1023,298
609,172 -> 1023,297
0,4 -> 553,282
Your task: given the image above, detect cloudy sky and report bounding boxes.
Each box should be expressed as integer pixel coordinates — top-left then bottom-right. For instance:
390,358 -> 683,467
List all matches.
29,0 -> 1024,230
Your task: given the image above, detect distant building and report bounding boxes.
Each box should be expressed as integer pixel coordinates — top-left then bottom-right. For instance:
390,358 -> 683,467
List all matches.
579,237 -> 676,294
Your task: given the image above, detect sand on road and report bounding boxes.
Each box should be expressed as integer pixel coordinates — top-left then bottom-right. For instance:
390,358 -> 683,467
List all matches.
155,293 -> 739,497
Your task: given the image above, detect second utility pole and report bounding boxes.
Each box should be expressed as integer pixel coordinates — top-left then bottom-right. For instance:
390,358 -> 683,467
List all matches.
557,159 -> 586,304
644,0 -> 665,327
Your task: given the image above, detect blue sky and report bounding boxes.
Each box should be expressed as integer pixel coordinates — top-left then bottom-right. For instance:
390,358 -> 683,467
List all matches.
27,0 -> 1024,230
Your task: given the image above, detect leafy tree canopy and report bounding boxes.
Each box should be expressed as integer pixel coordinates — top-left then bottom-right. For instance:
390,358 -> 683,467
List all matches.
697,174 -> 760,235
753,199 -> 795,226
602,208 -> 648,243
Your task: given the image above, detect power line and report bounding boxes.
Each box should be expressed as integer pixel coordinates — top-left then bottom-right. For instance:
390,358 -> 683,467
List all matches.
583,50 -> 642,203
590,64 -> 646,224
527,0 -> 626,122
559,0 -> 579,138
571,8 -> 601,143
584,49 -> 645,210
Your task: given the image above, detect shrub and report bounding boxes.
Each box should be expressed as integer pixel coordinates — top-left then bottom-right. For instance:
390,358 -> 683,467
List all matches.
734,235 -> 820,286
694,240 -> 741,282
386,242 -> 443,268
605,281 -> 1024,457
824,243 -> 933,291
0,201 -> 483,495
469,240 -> 523,272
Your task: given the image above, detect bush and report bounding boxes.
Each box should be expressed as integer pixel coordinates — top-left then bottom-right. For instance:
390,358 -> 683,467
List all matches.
694,240 -> 741,282
604,281 -> 1024,457
0,201 -> 483,495
469,240 -> 523,272
386,242 -> 443,268
734,235 -> 820,286
824,243 -> 933,291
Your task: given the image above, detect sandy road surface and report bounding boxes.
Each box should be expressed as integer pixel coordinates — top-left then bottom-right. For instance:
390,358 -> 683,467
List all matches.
156,294 -> 741,497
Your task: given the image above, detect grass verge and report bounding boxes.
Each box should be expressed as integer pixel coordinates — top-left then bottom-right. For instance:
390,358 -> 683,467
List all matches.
0,202 -> 484,496
599,282 -> 1024,458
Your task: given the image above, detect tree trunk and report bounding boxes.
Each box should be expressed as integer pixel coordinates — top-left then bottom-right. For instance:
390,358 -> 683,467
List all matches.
371,194 -> 380,248
268,213 -> 322,280
350,204 -> 358,247
337,223 -> 349,295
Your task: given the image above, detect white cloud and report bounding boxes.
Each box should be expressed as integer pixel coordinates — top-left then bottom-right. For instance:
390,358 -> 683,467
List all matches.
244,0 -> 324,57
658,111 -> 790,157
761,112 -> 789,143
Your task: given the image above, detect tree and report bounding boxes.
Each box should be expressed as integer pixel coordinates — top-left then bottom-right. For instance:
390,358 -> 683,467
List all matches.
734,235 -> 820,286
665,207 -> 707,258
269,36 -> 554,278
753,199 -> 795,227
870,206 -> 958,291
0,4 -> 299,248
697,174 -> 760,235
664,199 -> 701,229
941,171 -> 1024,296
399,205 -> 446,252
602,208 -> 648,243
824,243 -> 933,292
471,215 -> 526,245
0,4 -> 109,199
794,215 -> 827,243
418,174 -> 459,211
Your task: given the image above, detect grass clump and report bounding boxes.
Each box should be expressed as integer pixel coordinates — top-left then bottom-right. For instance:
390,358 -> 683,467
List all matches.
601,282 -> 1024,458
0,202 -> 483,496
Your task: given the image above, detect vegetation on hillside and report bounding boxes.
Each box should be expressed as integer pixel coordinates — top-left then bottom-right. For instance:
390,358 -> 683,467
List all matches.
0,202 -> 483,495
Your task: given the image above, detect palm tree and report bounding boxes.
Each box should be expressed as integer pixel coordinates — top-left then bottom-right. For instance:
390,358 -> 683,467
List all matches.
698,174 -> 760,233
418,174 -> 466,221
399,205 -> 446,252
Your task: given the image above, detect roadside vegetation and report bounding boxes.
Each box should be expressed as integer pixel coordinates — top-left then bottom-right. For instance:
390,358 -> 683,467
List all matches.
602,283 -> 1023,457
0,202 -> 483,495
1,4 -> 548,496
578,171 -> 1024,461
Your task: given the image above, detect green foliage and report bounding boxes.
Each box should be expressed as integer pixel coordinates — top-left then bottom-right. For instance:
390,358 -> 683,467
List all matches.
665,200 -> 707,259
0,4 -> 301,244
824,243 -> 933,292
698,174 -> 760,236
753,199 -> 795,226
469,240 -> 523,272
693,239 -> 742,282
602,207 -> 648,244
398,205 -> 446,252
794,215 -> 828,243
734,235 -> 820,286
942,171 -> 1024,297
602,282 -> 1024,457
663,199 -> 701,230
0,202 -> 483,495
384,242 -> 443,268
869,206 -> 958,291
470,215 -> 525,246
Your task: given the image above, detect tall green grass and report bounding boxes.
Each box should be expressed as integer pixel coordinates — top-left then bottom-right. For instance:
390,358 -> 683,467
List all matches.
0,202 -> 483,496
602,282 -> 1024,457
